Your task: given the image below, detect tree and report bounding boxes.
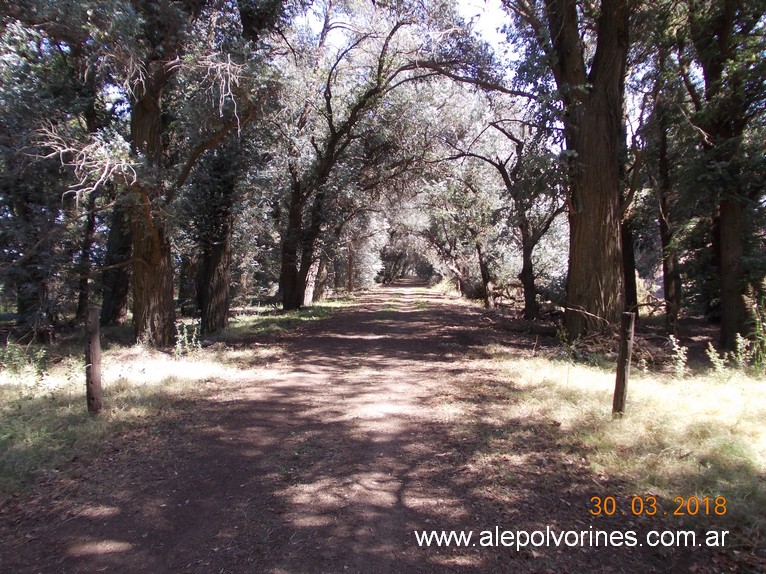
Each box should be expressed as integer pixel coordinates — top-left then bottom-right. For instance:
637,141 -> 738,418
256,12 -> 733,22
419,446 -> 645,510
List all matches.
444,103 -> 567,317
270,0 -> 480,309
673,0 -> 766,349
503,0 -> 632,336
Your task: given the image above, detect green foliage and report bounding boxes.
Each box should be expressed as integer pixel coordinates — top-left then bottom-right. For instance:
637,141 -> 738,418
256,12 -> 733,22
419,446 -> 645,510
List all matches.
753,299 -> 766,373
174,322 -> 202,358
0,339 -> 47,375
705,299 -> 766,376
668,335 -> 688,378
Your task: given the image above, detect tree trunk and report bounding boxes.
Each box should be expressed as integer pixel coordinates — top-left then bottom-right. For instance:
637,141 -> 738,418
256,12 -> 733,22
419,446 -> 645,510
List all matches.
303,257 -> 321,306
100,201 -> 132,326
656,103 -> 681,335
313,257 -> 328,302
178,254 -> 199,317
718,197 -> 747,350
198,228 -> 232,336
519,239 -> 538,320
130,186 -> 176,347
544,0 -> 630,338
279,182 -> 304,310
347,242 -> 354,294
75,191 -> 99,325
564,105 -> 626,335
621,218 -> 638,316
476,242 -> 495,309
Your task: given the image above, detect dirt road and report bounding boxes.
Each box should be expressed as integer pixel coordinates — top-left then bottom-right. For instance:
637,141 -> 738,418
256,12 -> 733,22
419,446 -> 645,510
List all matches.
0,282 -> 713,573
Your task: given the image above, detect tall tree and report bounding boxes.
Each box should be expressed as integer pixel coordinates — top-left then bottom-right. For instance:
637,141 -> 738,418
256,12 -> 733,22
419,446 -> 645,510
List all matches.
674,0 -> 766,349
503,0 -> 632,336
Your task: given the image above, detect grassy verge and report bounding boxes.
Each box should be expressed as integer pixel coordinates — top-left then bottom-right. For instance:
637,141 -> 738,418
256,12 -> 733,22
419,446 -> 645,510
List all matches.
478,344 -> 766,549
214,296 -> 353,342
0,297 -> 351,499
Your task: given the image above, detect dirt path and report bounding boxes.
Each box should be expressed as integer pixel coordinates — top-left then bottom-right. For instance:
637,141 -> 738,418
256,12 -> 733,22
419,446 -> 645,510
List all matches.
0,282 -> 719,573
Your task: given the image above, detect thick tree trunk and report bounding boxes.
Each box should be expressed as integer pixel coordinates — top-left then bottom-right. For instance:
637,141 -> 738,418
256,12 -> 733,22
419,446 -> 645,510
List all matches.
718,197 -> 747,350
280,183 -> 304,310
564,104 -> 626,335
544,0 -> 630,338
519,239 -> 538,320
198,230 -> 232,336
130,186 -> 176,347
100,202 -> 132,326
127,61 -> 179,346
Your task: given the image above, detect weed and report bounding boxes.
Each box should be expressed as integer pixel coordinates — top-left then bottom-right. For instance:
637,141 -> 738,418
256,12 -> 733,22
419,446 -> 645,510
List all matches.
174,322 -> 201,358
668,335 -> 688,378
0,338 -> 47,375
706,342 -> 731,382
750,299 -> 765,373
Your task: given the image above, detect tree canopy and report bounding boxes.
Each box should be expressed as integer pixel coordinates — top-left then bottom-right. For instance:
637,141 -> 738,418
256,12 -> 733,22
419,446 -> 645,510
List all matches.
1,0 -> 764,352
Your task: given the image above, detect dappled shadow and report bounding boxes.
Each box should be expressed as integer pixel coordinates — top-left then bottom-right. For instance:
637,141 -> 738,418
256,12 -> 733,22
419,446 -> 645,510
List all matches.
0,282 -> 738,573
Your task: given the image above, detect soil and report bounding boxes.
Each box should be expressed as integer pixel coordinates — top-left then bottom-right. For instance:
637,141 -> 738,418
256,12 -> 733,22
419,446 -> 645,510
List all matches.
0,281 -> 746,573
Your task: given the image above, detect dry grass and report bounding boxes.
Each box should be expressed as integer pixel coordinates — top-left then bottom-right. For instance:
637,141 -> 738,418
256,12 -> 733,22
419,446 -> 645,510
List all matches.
0,345 -> 263,498
0,299 -> 351,499
482,344 -> 766,548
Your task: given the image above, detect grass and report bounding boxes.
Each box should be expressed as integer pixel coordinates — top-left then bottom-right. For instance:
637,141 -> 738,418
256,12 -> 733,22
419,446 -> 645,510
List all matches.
478,344 -> 766,549
215,297 -> 353,342
0,298 -> 350,499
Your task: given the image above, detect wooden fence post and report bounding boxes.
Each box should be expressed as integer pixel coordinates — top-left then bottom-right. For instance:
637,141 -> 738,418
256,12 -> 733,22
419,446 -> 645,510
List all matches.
85,307 -> 102,413
612,311 -> 635,418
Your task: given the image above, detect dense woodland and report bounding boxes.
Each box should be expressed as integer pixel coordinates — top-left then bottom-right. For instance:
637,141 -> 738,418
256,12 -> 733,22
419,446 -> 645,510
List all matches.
0,0 -> 764,354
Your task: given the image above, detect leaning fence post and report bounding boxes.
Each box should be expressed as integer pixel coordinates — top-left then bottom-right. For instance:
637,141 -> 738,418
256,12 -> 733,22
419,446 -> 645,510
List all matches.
85,307 -> 102,413
612,311 -> 636,418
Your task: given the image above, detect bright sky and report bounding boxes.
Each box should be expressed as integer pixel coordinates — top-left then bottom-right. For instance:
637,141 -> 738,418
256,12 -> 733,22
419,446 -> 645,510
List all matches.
456,0 -> 509,51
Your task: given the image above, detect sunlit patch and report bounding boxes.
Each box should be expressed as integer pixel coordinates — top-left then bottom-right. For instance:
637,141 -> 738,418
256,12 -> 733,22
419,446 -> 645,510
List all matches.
67,539 -> 133,556
290,514 -> 334,528
353,402 -> 413,418
78,505 -> 121,518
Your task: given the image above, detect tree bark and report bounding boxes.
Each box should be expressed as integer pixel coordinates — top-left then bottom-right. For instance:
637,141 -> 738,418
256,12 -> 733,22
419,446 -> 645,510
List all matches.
100,201 -> 132,326
542,0 -> 630,338
130,185 -> 176,347
564,108 -> 626,335
476,242 -> 495,309
198,229 -> 232,336
126,62 -> 177,346
280,181 -> 305,310
518,238 -> 538,320
303,257 -> 321,306
718,197 -> 747,350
